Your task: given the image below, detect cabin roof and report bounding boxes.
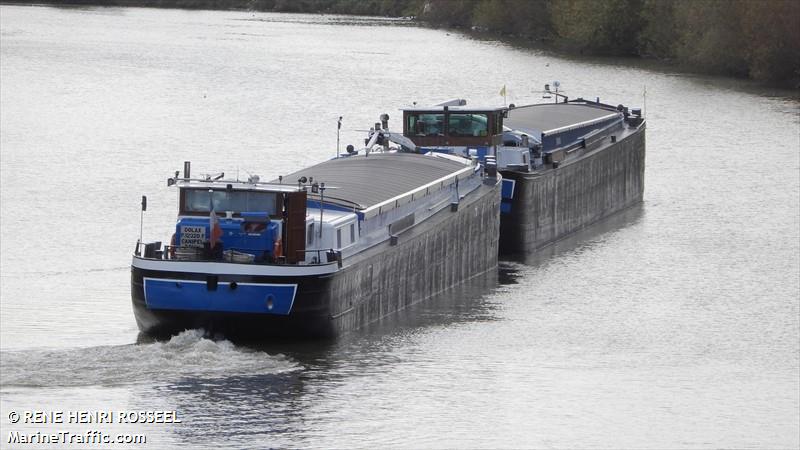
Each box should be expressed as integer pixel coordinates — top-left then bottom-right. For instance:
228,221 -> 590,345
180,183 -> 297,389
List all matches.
403,106 -> 506,113
505,103 -> 620,136
279,153 -> 471,210
176,180 -> 300,192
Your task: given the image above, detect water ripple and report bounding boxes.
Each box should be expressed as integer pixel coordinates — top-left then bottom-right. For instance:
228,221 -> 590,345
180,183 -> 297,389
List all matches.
0,330 -> 300,388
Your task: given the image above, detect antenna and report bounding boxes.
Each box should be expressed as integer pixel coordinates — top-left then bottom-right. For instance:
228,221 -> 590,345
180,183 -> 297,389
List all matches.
318,182 -> 326,238
543,81 -> 567,103
138,195 -> 147,255
337,116 -> 342,158
643,85 -> 647,117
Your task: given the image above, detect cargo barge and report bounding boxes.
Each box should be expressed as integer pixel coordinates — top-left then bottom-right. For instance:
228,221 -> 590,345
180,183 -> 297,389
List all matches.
371,90 -> 645,257
132,153 -> 500,339
498,97 -> 646,255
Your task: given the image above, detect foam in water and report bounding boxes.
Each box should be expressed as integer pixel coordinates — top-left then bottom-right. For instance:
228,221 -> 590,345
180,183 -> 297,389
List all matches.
0,329 -> 300,388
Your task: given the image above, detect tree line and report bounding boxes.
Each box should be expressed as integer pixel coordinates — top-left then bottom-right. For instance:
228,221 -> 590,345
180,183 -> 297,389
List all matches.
421,0 -> 799,87
10,0 -> 799,86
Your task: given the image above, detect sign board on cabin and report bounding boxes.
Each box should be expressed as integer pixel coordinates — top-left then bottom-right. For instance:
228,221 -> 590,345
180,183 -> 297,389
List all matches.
180,226 -> 206,248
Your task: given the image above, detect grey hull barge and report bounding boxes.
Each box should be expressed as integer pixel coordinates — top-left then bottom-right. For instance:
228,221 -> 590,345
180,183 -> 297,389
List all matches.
498,100 -> 646,255
132,153 -> 500,339
366,92 -> 645,258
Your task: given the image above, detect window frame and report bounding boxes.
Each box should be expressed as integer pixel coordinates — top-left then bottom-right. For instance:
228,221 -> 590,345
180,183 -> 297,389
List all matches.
179,188 -> 281,217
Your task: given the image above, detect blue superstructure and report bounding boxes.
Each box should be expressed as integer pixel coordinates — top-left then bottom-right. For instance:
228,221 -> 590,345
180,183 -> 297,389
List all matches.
174,213 -> 280,262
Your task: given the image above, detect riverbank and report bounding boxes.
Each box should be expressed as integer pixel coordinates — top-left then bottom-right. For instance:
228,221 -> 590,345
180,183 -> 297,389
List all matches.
2,0 -> 799,88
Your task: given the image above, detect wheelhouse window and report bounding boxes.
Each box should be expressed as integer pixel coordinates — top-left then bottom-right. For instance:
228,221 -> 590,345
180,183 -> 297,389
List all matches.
447,113 -> 489,137
181,189 -> 278,215
407,113 -> 445,137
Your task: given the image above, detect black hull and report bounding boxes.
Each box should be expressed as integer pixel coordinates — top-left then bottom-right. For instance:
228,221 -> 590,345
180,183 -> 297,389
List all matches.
499,124 -> 646,256
132,180 -> 501,339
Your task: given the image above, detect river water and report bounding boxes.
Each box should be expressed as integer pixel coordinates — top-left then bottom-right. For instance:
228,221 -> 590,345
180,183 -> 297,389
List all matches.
1,5 -> 798,449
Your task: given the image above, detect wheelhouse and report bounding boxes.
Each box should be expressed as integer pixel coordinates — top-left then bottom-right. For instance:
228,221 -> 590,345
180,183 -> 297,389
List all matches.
161,173 -> 310,265
402,106 -> 506,148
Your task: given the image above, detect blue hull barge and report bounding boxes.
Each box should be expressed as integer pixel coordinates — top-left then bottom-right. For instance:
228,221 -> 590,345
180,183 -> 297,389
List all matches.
132,154 -> 500,339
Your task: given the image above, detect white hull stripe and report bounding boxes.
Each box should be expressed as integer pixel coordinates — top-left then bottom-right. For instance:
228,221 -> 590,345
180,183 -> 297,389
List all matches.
132,256 -> 339,276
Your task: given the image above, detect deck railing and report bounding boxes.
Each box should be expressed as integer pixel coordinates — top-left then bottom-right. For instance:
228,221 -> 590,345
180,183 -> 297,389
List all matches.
134,240 -> 337,266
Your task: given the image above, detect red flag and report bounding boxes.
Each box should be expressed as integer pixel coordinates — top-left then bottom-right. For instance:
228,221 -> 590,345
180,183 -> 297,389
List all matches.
209,210 -> 222,249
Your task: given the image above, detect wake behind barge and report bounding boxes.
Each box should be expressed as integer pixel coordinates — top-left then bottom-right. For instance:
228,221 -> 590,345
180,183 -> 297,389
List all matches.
132,153 -> 500,339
